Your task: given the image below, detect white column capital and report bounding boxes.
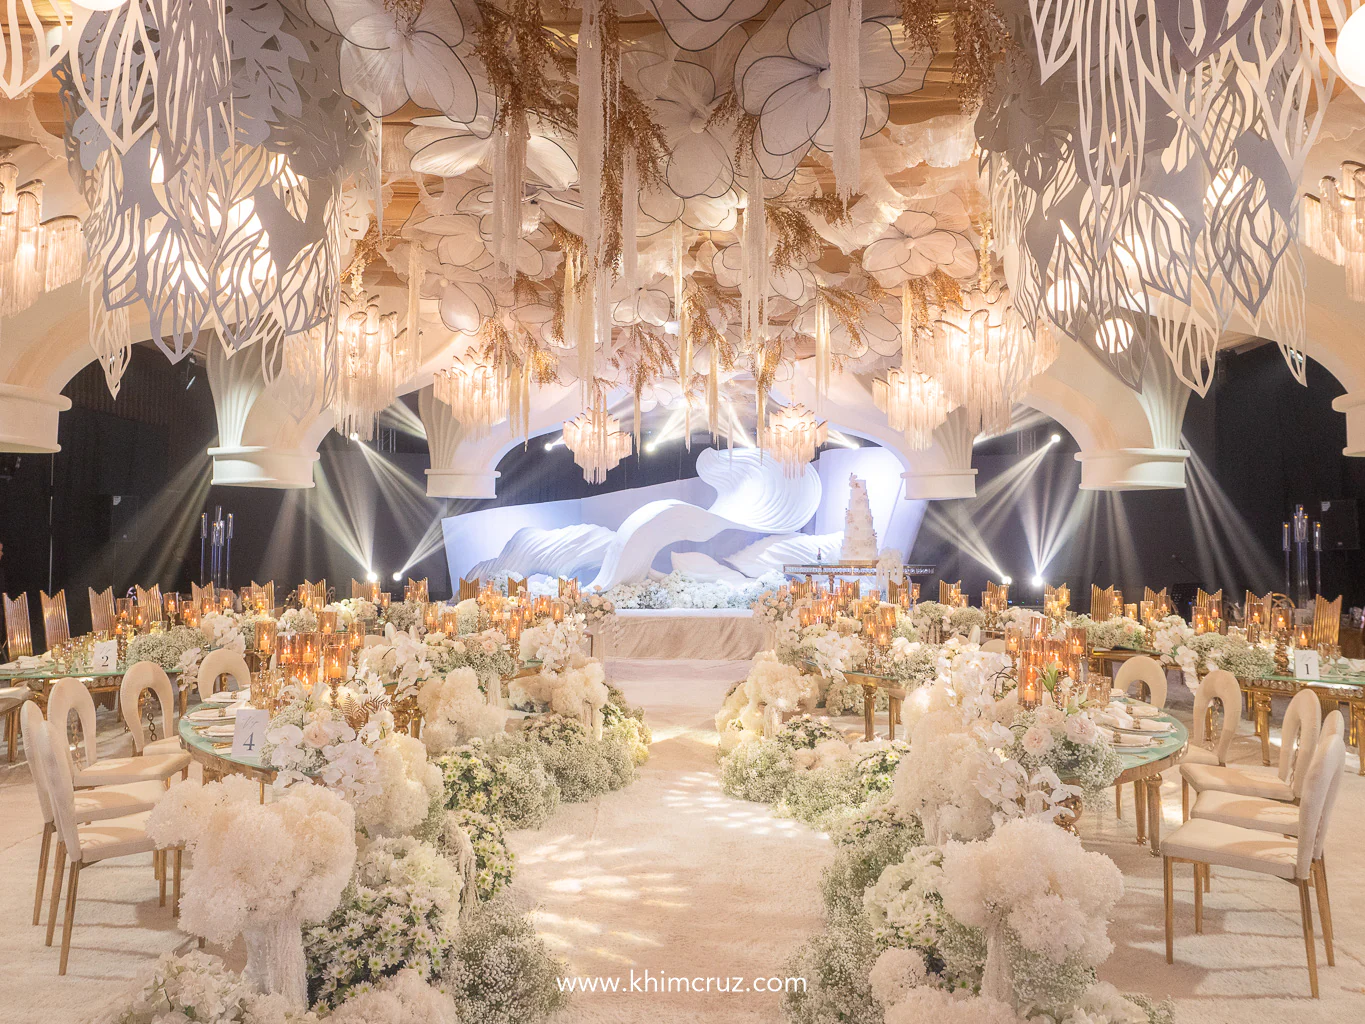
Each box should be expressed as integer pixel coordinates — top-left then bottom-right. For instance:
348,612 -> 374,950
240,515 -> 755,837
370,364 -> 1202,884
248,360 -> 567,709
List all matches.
208,445 -> 319,488
0,383 -> 71,453
425,468 -> 500,499
1075,448 -> 1188,490
901,468 -> 978,500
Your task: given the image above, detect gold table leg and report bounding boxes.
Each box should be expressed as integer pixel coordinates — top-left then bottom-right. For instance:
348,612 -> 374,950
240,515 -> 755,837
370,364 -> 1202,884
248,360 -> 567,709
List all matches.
1255,693 -> 1273,766
1354,705 -> 1365,776
1146,773 -> 1163,856
862,685 -> 875,741
1133,778 -> 1148,846
887,695 -> 900,742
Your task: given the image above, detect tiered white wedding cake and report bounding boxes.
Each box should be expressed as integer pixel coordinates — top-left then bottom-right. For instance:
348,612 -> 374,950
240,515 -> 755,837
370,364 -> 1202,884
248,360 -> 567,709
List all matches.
840,475 -> 879,563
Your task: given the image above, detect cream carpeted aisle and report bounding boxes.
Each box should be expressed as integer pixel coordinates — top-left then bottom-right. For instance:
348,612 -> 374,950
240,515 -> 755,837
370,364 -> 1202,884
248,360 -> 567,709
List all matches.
507,658 -> 832,1022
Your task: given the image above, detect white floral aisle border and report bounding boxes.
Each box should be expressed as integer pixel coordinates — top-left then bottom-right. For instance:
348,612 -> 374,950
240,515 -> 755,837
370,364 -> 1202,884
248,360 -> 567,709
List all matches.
711,644 -> 1170,1023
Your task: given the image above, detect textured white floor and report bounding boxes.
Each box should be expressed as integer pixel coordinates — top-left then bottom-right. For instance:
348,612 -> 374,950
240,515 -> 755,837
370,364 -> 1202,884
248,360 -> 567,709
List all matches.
2,661 -> 1364,1022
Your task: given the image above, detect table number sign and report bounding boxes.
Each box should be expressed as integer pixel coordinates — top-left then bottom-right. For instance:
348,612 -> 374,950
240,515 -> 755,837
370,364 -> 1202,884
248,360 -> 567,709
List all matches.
1294,649 -> 1321,681
231,708 -> 270,758
91,639 -> 119,670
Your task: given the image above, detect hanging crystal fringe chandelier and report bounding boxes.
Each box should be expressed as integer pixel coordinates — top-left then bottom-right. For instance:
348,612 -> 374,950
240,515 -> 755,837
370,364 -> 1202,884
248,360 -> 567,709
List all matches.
562,402 -> 633,484
331,297 -> 414,441
1304,162 -> 1365,301
0,162 -> 82,318
760,402 -> 828,477
873,367 -> 956,450
917,284 -> 1057,438
433,353 -> 509,438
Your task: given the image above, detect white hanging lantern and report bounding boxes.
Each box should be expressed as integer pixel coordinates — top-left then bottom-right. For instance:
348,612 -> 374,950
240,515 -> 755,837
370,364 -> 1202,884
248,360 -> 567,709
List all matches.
1303,162 -> 1365,301
562,403 -> 633,484
760,402 -> 827,477
433,353 -> 509,438
331,297 -> 413,441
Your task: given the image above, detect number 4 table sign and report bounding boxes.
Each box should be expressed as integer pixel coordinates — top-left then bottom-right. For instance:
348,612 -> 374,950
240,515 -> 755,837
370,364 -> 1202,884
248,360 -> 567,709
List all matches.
232,708 -> 270,759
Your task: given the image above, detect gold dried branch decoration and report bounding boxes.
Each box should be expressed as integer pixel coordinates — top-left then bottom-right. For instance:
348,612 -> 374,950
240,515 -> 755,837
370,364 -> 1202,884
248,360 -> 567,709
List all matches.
682,279 -> 739,373
542,218 -> 586,264
474,0 -> 578,133
384,0 -> 426,31
898,0 -> 1009,109
817,284 -> 869,347
765,203 -> 824,274
706,90 -> 759,173
611,322 -> 676,399
794,190 -> 860,226
603,82 -> 670,271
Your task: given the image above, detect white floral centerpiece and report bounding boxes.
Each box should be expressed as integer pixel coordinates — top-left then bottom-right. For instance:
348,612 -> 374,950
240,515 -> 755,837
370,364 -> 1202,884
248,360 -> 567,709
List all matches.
353,731 -> 445,837
715,651 -> 818,750
147,777 -> 357,1010
572,588 -> 616,626
995,700 -> 1123,798
384,599 -> 426,634
518,613 -> 587,671
127,626 -> 207,671
277,606 -> 319,635
260,698 -> 381,795
454,598 -> 481,634
1071,613 -> 1147,652
199,610 -> 248,654
417,666 -> 510,753
750,586 -> 796,628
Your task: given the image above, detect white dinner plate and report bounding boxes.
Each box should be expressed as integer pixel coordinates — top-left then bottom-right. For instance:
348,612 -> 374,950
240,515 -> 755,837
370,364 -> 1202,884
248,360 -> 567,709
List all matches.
188,708 -> 236,722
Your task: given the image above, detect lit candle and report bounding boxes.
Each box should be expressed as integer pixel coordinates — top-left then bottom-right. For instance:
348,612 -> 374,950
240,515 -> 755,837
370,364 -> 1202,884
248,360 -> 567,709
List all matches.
256,619 -> 276,655
324,644 -> 347,683
348,620 -> 364,651
319,610 -> 337,635
551,600 -> 564,624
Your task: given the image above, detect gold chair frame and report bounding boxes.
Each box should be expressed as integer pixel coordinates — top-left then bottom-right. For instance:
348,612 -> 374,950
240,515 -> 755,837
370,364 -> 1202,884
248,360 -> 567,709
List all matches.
458,576 -> 480,601
4,592 -> 33,659
88,587 -> 114,634
40,590 -> 70,651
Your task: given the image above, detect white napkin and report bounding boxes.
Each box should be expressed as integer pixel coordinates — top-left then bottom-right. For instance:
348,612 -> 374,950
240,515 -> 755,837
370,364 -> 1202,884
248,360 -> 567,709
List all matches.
1136,718 -> 1171,732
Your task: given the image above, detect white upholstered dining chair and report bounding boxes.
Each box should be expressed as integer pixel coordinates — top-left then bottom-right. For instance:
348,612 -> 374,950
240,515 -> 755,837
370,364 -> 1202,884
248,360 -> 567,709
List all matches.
1162,717 -> 1345,997
195,648 -> 252,703
20,702 -> 163,928
1180,687 -> 1320,805
25,703 -> 177,974
1113,655 -> 1168,819
120,662 -> 184,756
47,678 -> 190,786
1179,670 -> 1244,817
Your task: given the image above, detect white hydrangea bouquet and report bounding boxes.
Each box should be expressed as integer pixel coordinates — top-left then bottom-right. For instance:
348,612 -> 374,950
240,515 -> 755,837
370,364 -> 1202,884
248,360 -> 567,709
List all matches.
147,777 -> 357,1011
518,613 -> 587,671
573,588 -> 616,625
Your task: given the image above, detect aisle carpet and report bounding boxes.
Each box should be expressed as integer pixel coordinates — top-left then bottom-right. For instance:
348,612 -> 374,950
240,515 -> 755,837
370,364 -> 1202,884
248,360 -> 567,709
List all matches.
3,659 -> 1365,1023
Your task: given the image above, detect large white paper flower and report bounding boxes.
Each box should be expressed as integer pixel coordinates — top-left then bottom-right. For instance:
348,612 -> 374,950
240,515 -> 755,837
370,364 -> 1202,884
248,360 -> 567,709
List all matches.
611,273 -> 674,326
734,0 -> 928,179
862,192 -> 979,286
637,0 -> 768,51
405,113 -> 578,188
629,29 -> 745,200
328,0 -> 481,122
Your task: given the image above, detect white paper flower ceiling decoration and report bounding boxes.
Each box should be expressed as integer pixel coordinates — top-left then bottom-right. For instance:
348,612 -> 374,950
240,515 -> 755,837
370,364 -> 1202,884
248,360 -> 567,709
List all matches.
0,0 -> 1359,456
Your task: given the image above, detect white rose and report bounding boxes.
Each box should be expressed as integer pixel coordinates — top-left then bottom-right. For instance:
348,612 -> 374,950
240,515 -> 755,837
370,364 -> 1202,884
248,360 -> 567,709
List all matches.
1021,723 -> 1054,757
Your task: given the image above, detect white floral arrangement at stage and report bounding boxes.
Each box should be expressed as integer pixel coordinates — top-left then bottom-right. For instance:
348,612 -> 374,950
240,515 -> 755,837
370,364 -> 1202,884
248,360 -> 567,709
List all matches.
1070,613 -> 1148,652
417,667 -> 509,754
604,569 -> 787,610
905,600 -> 954,638
1000,606 -> 1044,630
383,599 -> 426,634
751,586 -> 797,628
518,612 -> 588,671
147,777 -> 357,1011
278,606 -> 319,635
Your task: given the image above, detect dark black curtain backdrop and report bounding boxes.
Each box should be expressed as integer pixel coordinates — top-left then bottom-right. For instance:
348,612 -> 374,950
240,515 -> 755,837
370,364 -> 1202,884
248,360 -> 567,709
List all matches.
3,342 -> 1363,644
